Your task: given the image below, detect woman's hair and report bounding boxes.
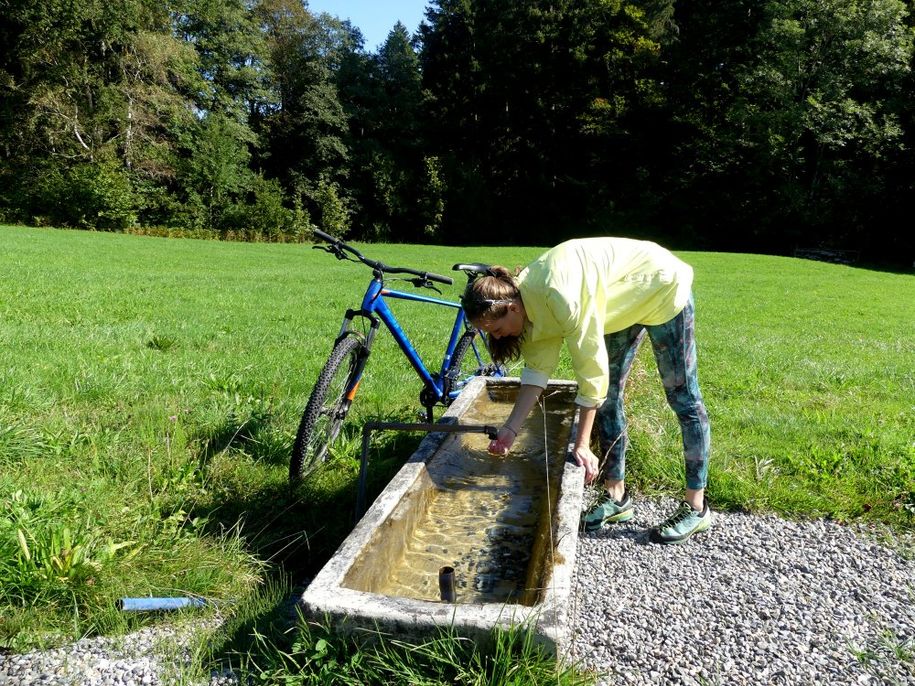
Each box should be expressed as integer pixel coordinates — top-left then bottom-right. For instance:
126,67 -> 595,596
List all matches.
461,266 -> 523,363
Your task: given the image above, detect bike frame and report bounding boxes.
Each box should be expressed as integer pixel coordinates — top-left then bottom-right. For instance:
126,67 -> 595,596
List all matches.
336,274 -> 490,408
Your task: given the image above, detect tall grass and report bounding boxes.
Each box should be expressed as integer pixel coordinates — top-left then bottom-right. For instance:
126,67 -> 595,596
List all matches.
231,618 -> 593,685
1,225 -> 913,676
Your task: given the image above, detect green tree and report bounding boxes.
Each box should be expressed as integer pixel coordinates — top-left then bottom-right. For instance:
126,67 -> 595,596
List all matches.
739,0 -> 913,248
338,22 -> 438,241
658,0 -> 913,255
419,0 -> 662,243
173,0 -> 268,121
0,0 -> 204,228
181,113 -> 255,230
256,1 -> 351,233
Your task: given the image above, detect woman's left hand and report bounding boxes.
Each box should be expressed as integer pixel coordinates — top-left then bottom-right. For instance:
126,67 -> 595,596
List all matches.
572,445 -> 599,484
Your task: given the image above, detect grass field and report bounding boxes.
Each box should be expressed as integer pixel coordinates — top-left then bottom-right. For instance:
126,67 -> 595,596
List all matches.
1,225 -> 913,677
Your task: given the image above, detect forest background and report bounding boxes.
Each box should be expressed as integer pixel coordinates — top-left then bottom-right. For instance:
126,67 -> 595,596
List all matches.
1,0 -> 913,264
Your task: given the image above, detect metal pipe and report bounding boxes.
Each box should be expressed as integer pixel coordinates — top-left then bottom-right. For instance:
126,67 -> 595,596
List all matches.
117,596 -> 206,612
438,566 -> 456,603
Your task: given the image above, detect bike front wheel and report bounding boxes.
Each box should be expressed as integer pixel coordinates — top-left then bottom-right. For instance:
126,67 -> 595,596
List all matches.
290,334 -> 367,482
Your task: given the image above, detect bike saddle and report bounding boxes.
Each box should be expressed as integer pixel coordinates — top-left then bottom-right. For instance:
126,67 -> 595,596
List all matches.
452,262 -> 494,276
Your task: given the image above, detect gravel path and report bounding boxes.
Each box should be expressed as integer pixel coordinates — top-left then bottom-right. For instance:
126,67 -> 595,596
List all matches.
0,620 -> 226,686
570,496 -> 915,686
3,497 -> 913,685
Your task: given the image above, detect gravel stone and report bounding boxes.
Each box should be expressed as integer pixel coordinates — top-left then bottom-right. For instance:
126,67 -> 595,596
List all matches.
570,495 -> 915,685
0,620 -> 235,686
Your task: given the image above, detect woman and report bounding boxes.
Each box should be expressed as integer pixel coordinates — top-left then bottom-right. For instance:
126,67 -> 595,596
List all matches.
461,237 -> 711,544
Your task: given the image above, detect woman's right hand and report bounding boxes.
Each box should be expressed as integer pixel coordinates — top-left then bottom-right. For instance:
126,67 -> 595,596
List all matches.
488,426 -> 517,456
487,386 -> 541,456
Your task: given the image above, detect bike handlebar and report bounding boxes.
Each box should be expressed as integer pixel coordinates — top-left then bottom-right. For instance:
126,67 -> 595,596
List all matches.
312,228 -> 338,243
312,230 -> 453,286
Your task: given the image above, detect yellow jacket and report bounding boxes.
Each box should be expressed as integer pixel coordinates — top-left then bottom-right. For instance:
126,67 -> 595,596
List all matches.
517,238 -> 693,406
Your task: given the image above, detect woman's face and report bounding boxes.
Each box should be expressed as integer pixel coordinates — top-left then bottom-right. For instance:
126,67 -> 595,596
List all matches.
475,301 -> 525,339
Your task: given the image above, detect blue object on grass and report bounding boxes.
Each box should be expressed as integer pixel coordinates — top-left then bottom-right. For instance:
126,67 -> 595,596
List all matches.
117,596 -> 206,611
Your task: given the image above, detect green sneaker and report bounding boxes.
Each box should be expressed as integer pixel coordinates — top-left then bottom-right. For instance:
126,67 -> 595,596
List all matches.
649,501 -> 712,544
582,490 -> 634,531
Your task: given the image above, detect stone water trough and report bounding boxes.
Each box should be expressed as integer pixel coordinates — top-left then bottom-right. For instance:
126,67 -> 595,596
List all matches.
298,377 -> 585,657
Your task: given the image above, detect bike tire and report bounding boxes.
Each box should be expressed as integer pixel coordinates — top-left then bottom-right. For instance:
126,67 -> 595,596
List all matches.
445,331 -> 505,401
290,335 -> 367,482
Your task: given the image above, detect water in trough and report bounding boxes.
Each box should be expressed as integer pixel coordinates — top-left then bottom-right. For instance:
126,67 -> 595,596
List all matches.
368,386 -> 575,605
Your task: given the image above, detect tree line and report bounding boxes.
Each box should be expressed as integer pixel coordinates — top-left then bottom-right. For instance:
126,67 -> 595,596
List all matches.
1,0 -> 912,262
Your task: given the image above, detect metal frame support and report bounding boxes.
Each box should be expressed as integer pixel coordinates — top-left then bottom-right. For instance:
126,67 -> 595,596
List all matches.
355,421 -> 500,522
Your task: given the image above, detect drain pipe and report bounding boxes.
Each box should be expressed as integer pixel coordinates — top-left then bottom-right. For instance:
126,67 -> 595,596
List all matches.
356,421 -> 499,522
438,566 -> 456,602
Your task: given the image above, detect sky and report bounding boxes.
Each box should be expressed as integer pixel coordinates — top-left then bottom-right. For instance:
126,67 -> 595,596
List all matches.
306,1 -> 430,52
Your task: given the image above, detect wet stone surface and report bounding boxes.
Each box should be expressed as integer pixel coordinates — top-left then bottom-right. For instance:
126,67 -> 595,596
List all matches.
374,442 -> 559,603
369,388 -> 573,605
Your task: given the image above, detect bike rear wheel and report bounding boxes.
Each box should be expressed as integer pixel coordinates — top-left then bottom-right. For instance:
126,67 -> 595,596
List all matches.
445,331 -> 505,401
290,335 -> 367,481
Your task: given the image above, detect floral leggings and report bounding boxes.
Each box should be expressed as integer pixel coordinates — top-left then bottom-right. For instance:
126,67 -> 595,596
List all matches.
596,294 -> 710,490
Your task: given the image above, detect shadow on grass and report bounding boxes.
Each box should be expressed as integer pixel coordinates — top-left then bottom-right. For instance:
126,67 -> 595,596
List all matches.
192,412 -> 292,469
189,432 -> 424,666
837,259 -> 915,276
195,416 -> 264,463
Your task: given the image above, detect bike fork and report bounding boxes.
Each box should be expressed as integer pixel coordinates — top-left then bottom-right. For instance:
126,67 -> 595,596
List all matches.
337,310 -> 380,402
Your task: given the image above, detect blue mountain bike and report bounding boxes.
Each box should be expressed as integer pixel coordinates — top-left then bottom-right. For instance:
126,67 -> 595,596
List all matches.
289,230 -> 505,481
